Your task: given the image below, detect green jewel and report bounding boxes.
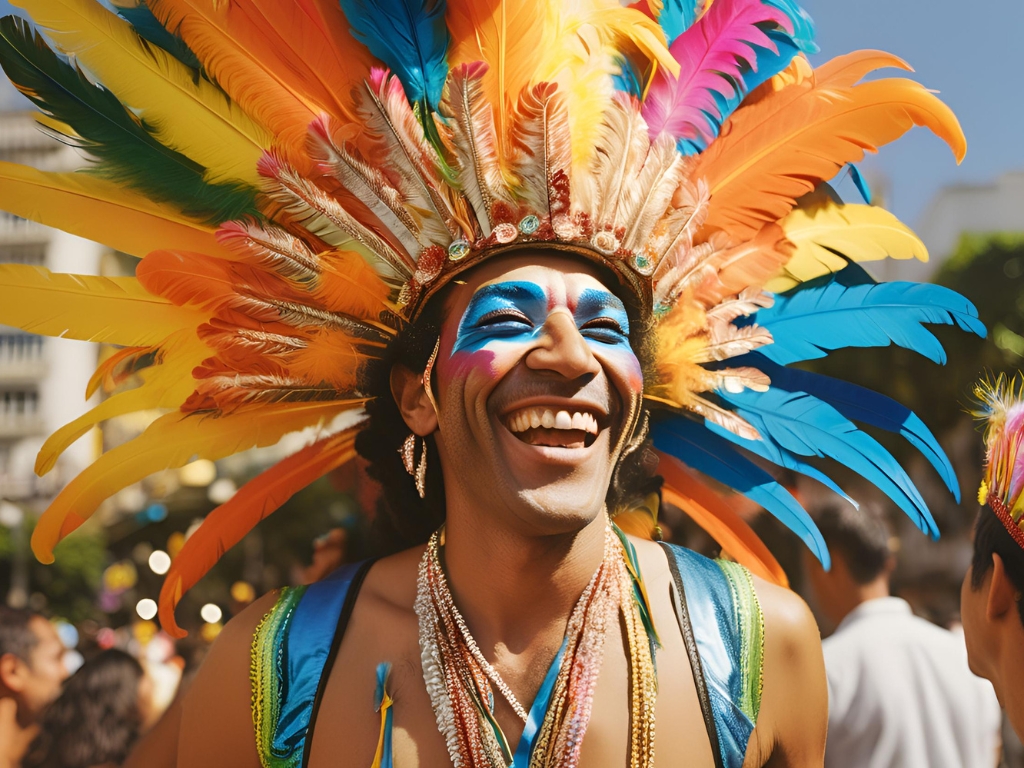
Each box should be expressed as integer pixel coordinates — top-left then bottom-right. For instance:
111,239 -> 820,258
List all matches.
633,254 -> 651,272
448,239 -> 471,261
518,215 -> 540,235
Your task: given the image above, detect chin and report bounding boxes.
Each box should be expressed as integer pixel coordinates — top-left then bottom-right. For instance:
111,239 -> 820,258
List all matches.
511,483 -> 611,535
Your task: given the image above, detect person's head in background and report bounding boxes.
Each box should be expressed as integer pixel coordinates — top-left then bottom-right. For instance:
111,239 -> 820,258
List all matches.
803,501 -> 896,630
961,505 -> 1024,737
0,607 -> 67,725
23,649 -> 153,768
960,375 -> 1024,737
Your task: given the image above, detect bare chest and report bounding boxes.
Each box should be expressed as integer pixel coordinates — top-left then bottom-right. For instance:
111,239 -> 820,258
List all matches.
304,580 -> 717,768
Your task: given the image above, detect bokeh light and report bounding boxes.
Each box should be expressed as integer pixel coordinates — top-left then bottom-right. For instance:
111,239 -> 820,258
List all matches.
136,598 -> 157,621
148,550 -> 172,575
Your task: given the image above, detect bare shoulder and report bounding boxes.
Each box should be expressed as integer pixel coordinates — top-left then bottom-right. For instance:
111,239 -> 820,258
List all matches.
176,590 -> 280,767
744,576 -> 826,768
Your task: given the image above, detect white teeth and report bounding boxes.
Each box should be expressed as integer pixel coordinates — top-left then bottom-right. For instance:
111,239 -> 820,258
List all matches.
505,407 -> 601,435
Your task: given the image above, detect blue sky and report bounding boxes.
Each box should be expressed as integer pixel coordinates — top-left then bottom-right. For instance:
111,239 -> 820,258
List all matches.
1,0 -> 1021,227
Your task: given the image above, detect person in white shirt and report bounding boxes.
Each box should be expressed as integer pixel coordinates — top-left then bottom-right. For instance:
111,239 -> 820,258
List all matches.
805,503 -> 1002,768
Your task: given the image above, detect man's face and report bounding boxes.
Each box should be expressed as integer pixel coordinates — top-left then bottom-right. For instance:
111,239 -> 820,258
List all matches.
432,253 -> 643,534
7,617 -> 67,718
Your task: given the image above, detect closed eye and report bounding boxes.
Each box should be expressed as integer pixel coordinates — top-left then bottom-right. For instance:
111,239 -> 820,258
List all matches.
581,317 -> 627,335
476,308 -> 532,327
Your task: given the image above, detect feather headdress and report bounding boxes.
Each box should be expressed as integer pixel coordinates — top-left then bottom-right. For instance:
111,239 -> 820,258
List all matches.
975,376 -> 1024,549
0,0 -> 983,636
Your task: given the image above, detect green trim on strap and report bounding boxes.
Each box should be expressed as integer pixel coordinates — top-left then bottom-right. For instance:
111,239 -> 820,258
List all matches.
251,586 -> 308,768
716,560 -> 764,722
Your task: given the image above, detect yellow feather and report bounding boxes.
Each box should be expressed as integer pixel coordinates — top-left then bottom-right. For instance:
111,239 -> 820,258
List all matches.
0,264 -> 205,346
31,399 -> 363,562
35,330 -> 209,475
767,201 -> 928,292
0,161 -> 232,259
17,0 -> 269,184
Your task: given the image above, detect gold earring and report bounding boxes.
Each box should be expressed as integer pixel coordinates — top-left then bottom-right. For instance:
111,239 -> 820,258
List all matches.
400,433 -> 428,499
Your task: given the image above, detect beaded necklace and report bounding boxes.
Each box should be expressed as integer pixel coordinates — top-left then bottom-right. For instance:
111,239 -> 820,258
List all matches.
414,524 -> 657,768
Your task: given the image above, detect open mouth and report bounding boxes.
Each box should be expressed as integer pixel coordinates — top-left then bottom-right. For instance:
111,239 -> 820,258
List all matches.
504,406 -> 600,449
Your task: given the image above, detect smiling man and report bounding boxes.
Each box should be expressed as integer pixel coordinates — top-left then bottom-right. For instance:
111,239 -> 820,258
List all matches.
0,0 -> 980,767
177,250 -> 828,768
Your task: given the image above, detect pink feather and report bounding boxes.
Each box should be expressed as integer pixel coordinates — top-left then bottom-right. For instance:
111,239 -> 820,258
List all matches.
642,0 -> 791,147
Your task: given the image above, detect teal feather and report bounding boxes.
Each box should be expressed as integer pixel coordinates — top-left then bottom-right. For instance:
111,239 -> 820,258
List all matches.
0,16 -> 258,225
111,1 -> 201,71
651,415 -> 830,567
752,265 -> 986,365
338,0 -> 449,112
717,386 -> 940,538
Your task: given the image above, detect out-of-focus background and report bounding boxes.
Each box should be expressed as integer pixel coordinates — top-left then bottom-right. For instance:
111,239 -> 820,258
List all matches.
0,0 -> 1022,763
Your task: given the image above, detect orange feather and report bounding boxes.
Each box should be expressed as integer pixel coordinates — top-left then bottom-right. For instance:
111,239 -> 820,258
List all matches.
658,450 -> 788,586
693,50 -> 966,241
158,421 -> 364,637
149,0 -> 374,160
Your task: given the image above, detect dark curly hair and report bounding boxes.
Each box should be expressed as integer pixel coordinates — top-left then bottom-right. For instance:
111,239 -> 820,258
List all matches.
24,650 -> 144,768
355,255 -> 661,556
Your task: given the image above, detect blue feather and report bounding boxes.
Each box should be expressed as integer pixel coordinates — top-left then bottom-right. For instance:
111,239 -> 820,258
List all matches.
612,54 -> 644,99
339,0 -> 449,110
846,163 -> 872,204
651,415 -> 830,566
761,0 -> 817,53
675,29 -> 800,157
112,2 -> 201,71
716,386 -> 940,538
739,354 -> 960,501
656,0 -> 705,46
752,269 -> 986,365
703,417 -> 856,506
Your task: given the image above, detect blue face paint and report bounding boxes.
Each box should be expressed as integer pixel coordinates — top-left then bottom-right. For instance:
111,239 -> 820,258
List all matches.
452,281 -> 632,356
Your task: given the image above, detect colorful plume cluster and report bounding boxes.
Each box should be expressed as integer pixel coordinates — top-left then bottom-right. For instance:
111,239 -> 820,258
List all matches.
976,376 -> 1024,548
0,0 -> 984,635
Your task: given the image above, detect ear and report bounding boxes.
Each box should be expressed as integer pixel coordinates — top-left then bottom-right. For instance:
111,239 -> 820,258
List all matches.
985,553 -> 1020,622
390,363 -> 439,436
0,653 -> 26,694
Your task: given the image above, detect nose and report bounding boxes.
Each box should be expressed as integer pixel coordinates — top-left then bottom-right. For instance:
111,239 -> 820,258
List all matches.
525,310 -> 601,381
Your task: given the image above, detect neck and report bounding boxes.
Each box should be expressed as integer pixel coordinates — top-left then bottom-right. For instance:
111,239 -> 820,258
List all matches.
832,577 -> 890,626
441,506 -> 609,656
0,697 -> 36,768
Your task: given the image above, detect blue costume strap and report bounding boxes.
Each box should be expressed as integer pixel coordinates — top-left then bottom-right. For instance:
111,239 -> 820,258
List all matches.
511,635 -> 569,767
660,543 -> 764,768
250,560 -> 373,768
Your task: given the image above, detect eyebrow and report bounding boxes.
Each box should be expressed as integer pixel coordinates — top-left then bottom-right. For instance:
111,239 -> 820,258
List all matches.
575,287 -> 627,315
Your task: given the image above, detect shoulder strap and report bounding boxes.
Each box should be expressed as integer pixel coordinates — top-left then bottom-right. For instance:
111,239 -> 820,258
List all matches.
660,543 -> 764,768
250,560 -> 375,768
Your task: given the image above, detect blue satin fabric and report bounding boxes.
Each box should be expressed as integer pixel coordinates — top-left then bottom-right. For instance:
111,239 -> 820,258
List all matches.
260,547 -> 758,768
663,544 -> 758,768
271,561 -> 366,764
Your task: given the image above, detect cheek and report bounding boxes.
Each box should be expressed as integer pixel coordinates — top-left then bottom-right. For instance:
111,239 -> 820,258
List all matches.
594,345 -> 644,394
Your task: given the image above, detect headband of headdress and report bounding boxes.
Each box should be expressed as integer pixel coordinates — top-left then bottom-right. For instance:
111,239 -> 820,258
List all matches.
0,0 -> 985,635
976,377 -> 1024,548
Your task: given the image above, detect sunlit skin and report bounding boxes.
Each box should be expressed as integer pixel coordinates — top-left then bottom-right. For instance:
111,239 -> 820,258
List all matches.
173,253 -> 827,768
961,556 -> 1024,737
